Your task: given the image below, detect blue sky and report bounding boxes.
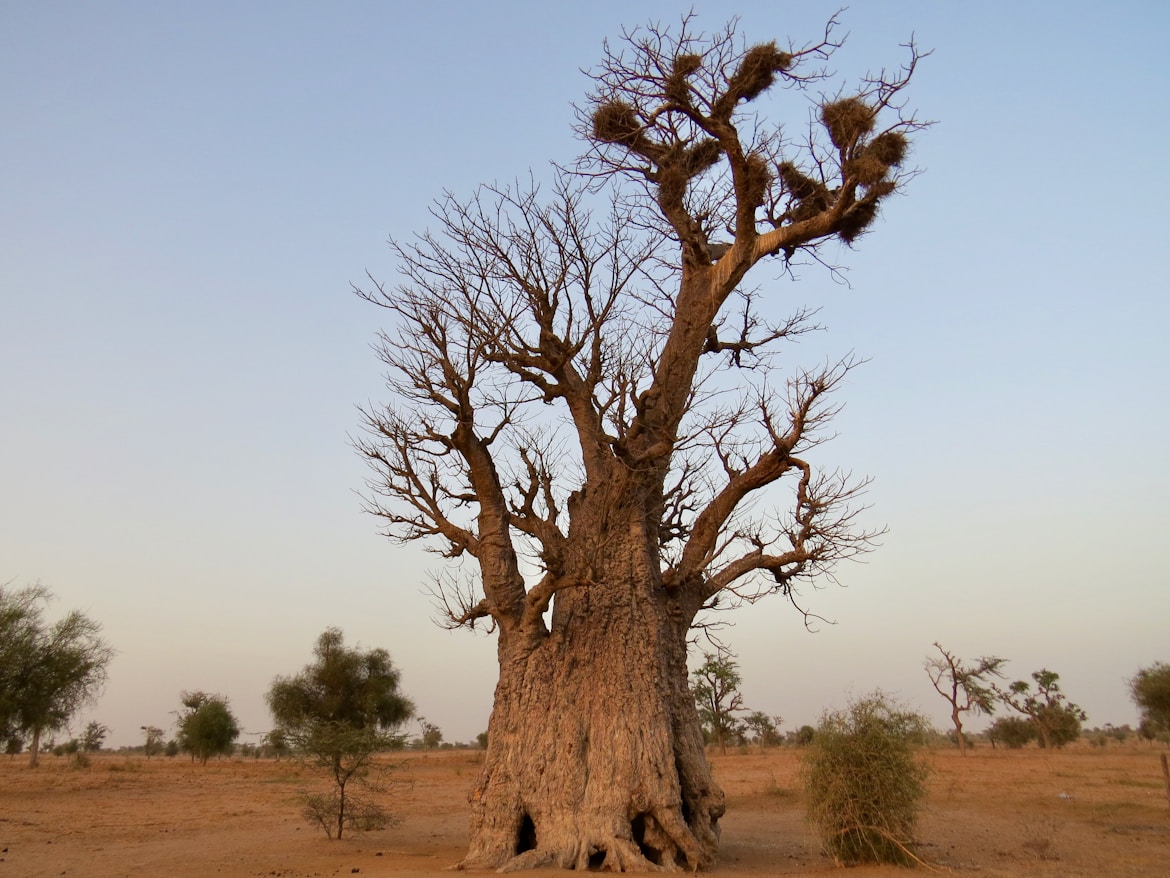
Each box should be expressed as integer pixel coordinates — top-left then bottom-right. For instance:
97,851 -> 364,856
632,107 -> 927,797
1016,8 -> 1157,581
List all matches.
3,1 -> 1167,748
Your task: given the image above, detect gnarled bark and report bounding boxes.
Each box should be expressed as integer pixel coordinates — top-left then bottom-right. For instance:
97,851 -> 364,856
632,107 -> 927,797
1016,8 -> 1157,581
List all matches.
460,526 -> 723,872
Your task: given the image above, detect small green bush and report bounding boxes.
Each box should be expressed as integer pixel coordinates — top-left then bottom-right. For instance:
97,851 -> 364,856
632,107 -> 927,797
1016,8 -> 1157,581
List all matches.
987,715 -> 1036,749
801,692 -> 931,866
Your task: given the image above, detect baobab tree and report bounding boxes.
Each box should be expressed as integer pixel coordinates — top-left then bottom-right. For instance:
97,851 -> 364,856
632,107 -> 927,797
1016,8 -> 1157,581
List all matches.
924,642 -> 1006,755
358,14 -> 924,871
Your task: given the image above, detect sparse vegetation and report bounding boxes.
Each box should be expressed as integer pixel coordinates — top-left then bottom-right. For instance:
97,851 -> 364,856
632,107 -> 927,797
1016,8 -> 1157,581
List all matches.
412,717 -> 443,750
263,727 -> 290,760
289,723 -> 406,838
1085,723 -> 1133,748
5,746 -> 1170,876
302,787 -> 398,838
791,724 -> 816,746
1021,816 -> 1061,861
51,738 -> 79,758
801,692 -> 931,866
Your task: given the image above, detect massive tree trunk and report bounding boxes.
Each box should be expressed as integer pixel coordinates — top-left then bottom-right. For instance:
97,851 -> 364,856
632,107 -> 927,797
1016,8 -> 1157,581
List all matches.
459,526 -> 723,872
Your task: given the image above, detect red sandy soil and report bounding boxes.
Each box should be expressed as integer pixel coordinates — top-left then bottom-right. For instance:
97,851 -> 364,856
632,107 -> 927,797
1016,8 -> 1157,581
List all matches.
2,745 -> 1168,876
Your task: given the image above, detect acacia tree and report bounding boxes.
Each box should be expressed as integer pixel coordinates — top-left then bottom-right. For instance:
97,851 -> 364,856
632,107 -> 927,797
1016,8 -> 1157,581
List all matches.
414,717 -> 443,750
744,711 -> 783,748
141,725 -> 165,759
80,720 -> 108,753
358,15 -> 923,871
996,669 -> 1086,750
1129,662 -> 1170,742
924,643 -> 1005,756
267,628 -> 414,839
0,582 -> 113,767
175,691 -> 239,763
690,651 -> 746,754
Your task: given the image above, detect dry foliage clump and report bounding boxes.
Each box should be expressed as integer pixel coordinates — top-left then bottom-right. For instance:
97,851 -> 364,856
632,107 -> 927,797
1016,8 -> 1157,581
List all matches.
801,692 -> 931,866
820,96 -> 875,149
1021,816 -> 1061,861
302,790 -> 401,839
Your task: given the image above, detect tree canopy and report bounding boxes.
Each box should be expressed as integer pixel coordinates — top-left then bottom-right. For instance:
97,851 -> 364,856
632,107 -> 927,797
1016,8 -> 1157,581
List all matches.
176,691 -> 240,764
1129,662 -> 1170,741
267,627 -> 413,734
267,628 -> 414,839
986,716 -> 1036,749
0,582 -> 113,766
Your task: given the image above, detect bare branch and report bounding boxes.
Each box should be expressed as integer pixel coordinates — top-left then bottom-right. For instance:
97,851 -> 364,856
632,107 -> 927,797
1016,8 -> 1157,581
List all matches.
359,11 -> 923,645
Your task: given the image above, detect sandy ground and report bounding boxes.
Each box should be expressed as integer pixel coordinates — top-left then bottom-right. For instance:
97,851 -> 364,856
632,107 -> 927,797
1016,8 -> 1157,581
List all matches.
2,745 -> 1168,876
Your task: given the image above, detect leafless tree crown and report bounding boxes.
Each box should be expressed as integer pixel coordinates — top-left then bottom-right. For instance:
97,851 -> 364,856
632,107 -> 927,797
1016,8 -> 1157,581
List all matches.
356,15 -> 926,635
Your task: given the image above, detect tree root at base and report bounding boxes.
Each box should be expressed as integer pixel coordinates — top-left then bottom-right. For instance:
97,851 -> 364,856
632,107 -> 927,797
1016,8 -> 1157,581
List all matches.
454,820 -> 709,873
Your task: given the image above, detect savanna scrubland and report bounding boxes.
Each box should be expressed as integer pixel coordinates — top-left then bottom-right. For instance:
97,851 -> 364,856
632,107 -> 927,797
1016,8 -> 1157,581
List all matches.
3,744 -> 1167,877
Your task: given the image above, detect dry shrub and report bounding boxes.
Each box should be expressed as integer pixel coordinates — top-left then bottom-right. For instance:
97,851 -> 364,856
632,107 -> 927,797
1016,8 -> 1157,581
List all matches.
302,792 -> 341,838
1021,816 -> 1060,861
301,790 -> 403,839
801,692 -> 931,866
